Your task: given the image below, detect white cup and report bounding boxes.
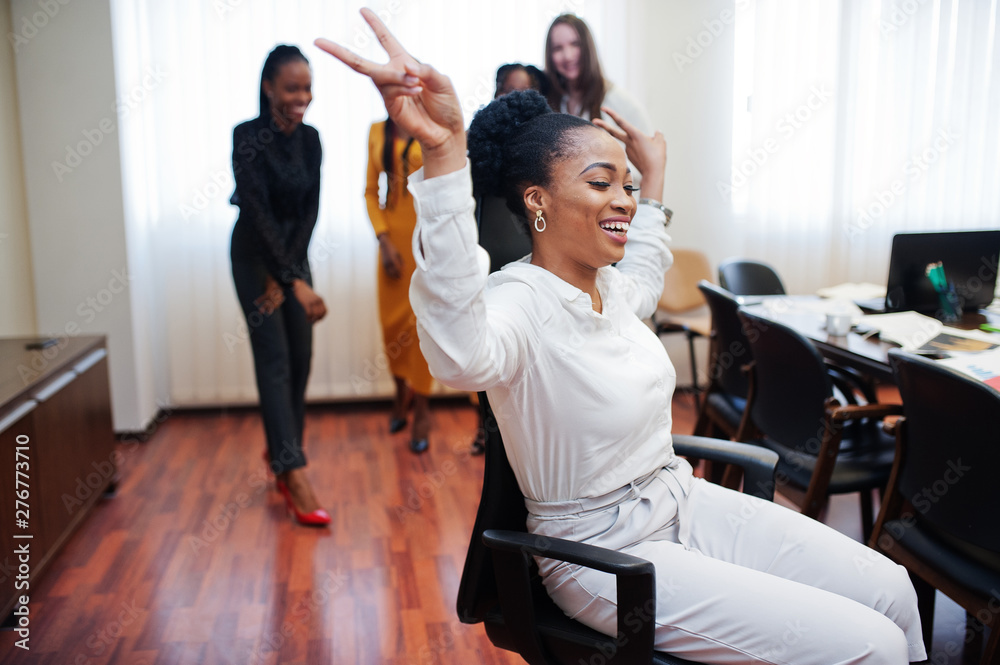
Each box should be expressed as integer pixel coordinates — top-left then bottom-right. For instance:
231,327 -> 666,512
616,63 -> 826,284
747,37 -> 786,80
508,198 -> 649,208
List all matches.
826,312 -> 853,336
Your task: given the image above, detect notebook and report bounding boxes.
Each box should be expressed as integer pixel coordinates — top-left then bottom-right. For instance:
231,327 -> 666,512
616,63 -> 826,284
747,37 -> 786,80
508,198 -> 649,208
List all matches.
855,230 -> 1000,314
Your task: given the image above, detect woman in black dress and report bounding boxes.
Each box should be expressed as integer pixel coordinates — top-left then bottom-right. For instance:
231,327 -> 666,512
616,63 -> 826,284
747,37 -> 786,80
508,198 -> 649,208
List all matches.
229,45 -> 329,526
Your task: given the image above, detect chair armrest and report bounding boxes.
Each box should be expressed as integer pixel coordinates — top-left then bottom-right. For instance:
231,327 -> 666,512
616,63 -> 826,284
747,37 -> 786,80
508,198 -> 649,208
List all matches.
672,434 -> 779,501
483,529 -> 655,665
827,402 -> 903,423
824,361 -> 878,404
654,319 -> 691,335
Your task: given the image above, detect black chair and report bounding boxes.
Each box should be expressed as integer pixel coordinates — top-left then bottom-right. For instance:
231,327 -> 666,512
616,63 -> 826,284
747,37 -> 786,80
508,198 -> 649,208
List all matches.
870,351 -> 1000,664
456,392 -> 780,665
477,195 -> 531,272
735,308 -> 900,542
692,281 -> 751,440
717,258 -> 786,296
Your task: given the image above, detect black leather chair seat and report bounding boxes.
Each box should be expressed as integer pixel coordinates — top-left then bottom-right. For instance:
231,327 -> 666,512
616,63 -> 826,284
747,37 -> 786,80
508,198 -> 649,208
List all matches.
888,520 -> 1000,596
702,392 -> 746,433
763,423 -> 896,494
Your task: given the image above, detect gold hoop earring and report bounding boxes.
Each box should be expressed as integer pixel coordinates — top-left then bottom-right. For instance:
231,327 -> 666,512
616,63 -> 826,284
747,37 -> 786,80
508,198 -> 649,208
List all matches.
534,209 -> 546,233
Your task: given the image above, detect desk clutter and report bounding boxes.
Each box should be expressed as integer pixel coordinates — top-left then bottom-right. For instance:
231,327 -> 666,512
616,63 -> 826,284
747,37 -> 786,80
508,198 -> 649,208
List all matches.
814,284 -> 1000,390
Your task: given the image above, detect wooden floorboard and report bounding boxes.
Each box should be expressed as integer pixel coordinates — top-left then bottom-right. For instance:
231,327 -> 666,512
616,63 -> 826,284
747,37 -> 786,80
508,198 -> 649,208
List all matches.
0,392 -> 974,664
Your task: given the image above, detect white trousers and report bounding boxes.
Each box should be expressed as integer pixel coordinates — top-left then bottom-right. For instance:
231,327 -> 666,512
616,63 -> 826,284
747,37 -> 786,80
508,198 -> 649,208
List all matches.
527,459 -> 927,664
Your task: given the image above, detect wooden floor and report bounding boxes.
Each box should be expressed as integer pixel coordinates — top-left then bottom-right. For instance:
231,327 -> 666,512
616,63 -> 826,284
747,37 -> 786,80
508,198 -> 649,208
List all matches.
0,392 -> 976,664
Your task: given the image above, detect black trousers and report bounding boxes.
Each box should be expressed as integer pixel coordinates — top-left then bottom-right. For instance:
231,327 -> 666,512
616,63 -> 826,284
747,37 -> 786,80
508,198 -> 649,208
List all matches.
231,259 -> 312,474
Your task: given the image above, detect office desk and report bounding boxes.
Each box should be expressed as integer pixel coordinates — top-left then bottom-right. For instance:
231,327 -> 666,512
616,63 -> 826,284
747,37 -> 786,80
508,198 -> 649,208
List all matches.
740,296 -> 1000,383
0,336 -> 115,620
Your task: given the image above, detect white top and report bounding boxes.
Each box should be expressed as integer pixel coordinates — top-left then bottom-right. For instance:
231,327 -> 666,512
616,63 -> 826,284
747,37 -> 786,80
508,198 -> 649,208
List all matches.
408,163 -> 676,503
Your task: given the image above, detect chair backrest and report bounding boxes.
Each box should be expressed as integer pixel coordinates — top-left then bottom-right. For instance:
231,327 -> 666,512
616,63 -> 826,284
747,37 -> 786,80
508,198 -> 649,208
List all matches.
477,195 -> 532,273
456,392 -> 529,623
718,258 -> 786,296
736,308 -> 834,450
698,281 -> 750,399
889,351 -> 1000,553
658,249 -> 713,313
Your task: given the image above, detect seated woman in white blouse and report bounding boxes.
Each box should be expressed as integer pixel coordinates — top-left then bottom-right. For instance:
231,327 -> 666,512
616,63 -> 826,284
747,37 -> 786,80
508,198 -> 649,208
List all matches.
317,11 -> 927,665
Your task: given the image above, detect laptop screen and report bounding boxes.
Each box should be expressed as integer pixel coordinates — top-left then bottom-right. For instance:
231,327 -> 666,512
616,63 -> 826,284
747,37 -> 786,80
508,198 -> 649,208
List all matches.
884,230 -> 1000,313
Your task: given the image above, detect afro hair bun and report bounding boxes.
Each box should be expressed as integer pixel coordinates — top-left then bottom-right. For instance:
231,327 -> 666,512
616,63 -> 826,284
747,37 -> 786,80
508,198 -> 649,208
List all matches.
468,89 -> 552,198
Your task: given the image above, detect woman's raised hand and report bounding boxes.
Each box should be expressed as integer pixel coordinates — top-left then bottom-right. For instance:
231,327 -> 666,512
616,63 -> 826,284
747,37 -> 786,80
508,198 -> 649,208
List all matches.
594,107 -> 666,203
315,9 -> 466,177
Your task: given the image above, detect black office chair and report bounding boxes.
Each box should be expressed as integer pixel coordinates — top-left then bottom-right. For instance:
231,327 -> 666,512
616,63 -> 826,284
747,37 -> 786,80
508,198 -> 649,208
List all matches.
456,392 -> 780,665
735,308 -> 901,542
871,351 -> 1000,664
476,194 -> 532,272
692,281 -> 751,440
717,258 -> 786,296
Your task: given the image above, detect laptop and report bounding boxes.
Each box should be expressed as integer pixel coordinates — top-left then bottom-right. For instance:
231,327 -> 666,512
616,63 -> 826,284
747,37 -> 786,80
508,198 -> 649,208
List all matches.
856,230 -> 1000,314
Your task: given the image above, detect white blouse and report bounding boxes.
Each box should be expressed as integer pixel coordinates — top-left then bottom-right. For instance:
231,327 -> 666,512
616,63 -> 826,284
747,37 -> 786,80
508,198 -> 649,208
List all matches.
408,163 -> 676,503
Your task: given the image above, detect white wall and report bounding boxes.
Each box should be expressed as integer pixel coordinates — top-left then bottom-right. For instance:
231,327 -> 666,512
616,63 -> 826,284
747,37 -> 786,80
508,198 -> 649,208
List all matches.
10,0 -> 158,432
0,1 -> 36,337
631,0 -> 741,386
638,0 -> 741,268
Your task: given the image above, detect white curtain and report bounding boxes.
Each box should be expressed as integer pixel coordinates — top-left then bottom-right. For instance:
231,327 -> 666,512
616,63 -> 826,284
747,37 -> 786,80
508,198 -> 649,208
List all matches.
109,0 -> 637,407
730,0 -> 1000,294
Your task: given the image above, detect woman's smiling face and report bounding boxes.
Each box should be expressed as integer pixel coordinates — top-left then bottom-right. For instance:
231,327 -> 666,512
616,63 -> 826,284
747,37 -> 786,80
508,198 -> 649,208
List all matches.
527,126 -> 637,270
265,59 -> 312,130
549,22 -> 583,84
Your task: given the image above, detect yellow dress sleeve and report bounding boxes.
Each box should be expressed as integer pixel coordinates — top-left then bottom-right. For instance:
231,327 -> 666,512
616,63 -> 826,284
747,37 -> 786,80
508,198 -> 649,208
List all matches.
365,122 -> 390,238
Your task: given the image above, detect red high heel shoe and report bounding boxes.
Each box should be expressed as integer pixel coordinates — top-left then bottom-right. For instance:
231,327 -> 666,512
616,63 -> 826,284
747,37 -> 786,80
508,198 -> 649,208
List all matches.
275,479 -> 331,527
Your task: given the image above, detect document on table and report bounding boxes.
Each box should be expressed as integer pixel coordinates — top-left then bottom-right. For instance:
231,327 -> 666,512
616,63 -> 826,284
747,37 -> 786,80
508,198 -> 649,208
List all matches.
816,282 -> 888,301
859,312 -> 944,351
860,312 -> 1000,352
861,311 -> 1000,388
936,349 -> 1000,390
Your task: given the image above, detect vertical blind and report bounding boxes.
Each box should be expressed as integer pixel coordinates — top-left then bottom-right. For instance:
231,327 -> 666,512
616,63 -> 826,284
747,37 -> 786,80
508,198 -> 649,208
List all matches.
730,0 -> 999,294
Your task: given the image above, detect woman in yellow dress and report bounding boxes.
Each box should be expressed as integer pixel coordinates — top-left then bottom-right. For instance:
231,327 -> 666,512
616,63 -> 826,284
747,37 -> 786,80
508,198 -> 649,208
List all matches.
365,118 -> 433,453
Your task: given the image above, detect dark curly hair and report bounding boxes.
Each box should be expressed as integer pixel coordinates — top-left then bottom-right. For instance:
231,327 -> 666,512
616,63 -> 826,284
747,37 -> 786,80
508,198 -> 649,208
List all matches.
258,44 -> 309,118
468,89 -> 594,226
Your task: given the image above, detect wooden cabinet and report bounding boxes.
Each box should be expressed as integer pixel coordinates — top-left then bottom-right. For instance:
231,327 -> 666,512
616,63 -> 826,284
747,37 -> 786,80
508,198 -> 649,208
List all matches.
0,336 -> 115,620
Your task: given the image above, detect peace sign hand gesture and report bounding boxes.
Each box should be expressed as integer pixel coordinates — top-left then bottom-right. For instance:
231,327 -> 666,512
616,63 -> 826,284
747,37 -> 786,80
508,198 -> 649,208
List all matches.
316,9 -> 467,178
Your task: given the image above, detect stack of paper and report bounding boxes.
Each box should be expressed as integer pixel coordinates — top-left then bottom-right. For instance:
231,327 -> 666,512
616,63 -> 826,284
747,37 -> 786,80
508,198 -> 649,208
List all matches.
816,282 -> 887,301
859,312 -> 943,351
